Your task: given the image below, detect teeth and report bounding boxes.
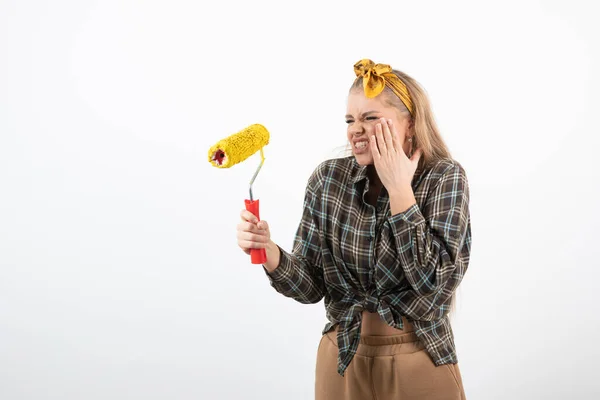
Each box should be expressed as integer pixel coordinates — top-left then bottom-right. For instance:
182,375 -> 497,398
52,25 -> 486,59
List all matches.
355,141 -> 368,149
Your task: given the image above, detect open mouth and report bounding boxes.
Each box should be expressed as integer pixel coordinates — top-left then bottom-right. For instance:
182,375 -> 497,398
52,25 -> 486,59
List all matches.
211,149 -> 227,166
353,141 -> 369,152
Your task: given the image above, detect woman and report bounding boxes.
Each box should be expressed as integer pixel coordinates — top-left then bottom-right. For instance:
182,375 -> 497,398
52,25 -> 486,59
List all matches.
236,59 -> 471,400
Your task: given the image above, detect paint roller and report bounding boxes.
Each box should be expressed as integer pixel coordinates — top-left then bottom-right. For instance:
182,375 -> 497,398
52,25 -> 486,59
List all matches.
208,124 -> 270,264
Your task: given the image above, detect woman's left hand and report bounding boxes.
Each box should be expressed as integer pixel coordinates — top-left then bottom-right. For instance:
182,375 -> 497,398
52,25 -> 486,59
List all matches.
370,118 -> 423,195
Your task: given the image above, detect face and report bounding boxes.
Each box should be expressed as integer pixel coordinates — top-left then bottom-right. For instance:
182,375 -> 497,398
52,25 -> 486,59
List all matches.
346,89 -> 413,166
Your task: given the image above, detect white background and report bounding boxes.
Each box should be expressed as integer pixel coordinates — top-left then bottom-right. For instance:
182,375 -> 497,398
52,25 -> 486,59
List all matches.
1,0 -> 599,399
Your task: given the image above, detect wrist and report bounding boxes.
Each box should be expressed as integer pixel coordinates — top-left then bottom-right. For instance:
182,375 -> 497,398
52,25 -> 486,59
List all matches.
263,240 -> 281,273
389,188 -> 416,215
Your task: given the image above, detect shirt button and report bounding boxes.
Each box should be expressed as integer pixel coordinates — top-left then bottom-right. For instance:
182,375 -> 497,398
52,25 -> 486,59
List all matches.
367,236 -> 373,242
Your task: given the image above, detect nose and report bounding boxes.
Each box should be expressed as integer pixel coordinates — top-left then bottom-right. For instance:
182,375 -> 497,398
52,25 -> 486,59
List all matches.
349,121 -> 366,137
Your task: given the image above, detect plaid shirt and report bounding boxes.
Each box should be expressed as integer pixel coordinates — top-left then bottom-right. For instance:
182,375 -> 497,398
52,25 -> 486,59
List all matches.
264,156 -> 472,377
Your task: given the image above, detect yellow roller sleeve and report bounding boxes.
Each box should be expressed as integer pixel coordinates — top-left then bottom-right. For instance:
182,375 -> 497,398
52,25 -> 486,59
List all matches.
208,124 -> 270,169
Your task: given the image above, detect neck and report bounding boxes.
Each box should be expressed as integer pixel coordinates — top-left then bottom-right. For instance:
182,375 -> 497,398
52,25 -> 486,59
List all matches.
366,165 -> 383,191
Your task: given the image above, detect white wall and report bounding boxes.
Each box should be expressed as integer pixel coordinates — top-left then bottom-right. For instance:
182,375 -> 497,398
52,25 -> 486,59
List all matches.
1,1 -> 599,399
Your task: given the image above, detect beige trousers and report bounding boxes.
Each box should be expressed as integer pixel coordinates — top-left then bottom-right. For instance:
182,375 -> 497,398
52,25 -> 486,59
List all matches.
315,326 -> 466,400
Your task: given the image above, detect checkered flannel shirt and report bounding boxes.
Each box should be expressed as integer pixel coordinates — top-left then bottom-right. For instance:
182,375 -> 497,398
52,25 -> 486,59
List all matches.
264,156 -> 472,376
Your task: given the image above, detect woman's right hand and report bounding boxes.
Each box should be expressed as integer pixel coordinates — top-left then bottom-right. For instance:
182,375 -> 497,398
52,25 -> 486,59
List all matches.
237,209 -> 270,255
236,209 -> 280,272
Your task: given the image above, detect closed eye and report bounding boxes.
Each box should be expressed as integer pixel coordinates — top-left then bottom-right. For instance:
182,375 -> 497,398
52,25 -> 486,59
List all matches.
346,116 -> 379,124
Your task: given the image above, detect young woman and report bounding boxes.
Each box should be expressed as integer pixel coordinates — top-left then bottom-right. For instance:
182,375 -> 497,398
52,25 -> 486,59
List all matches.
236,59 -> 471,400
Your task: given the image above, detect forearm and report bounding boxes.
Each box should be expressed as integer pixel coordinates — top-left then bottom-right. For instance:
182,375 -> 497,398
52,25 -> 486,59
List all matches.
262,242 -> 325,304
387,165 -> 471,295
262,163 -> 325,304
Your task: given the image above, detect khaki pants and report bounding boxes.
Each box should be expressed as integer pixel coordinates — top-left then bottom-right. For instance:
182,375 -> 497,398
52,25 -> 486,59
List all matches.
315,325 -> 466,400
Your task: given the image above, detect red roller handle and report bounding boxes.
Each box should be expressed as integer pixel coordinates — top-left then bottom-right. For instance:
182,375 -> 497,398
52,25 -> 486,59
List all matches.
244,199 -> 267,264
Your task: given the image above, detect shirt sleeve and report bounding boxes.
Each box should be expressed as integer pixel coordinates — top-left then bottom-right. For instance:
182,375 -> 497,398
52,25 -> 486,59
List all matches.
386,162 -> 471,310
262,168 -> 325,304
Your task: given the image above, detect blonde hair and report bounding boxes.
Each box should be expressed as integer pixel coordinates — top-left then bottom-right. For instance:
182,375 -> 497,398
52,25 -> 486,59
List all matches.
349,69 -> 459,317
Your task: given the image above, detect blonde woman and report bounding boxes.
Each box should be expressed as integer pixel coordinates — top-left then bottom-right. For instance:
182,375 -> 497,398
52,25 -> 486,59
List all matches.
237,59 -> 471,400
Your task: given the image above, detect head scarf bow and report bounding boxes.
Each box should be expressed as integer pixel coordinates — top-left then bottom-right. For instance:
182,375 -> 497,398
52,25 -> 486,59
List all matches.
353,59 -> 414,116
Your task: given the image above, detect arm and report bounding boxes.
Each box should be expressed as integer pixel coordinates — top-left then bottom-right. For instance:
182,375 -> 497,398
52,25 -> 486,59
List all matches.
387,163 -> 471,301
262,170 -> 325,304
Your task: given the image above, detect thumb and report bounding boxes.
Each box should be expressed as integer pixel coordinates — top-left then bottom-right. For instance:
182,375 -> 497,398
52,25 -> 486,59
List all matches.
257,220 -> 269,231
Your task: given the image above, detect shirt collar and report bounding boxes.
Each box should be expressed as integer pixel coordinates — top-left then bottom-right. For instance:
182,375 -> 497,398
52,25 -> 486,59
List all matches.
349,157 -> 368,183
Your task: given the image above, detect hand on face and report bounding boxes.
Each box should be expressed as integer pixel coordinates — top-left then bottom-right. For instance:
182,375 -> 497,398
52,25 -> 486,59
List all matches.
370,117 -> 422,194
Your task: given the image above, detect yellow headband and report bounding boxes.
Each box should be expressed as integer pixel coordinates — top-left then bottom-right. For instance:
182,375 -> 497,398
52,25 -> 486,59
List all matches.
353,59 -> 414,116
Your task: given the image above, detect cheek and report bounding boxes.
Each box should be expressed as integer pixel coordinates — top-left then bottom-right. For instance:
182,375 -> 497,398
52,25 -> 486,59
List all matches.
396,120 -> 410,135
365,122 -> 378,135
